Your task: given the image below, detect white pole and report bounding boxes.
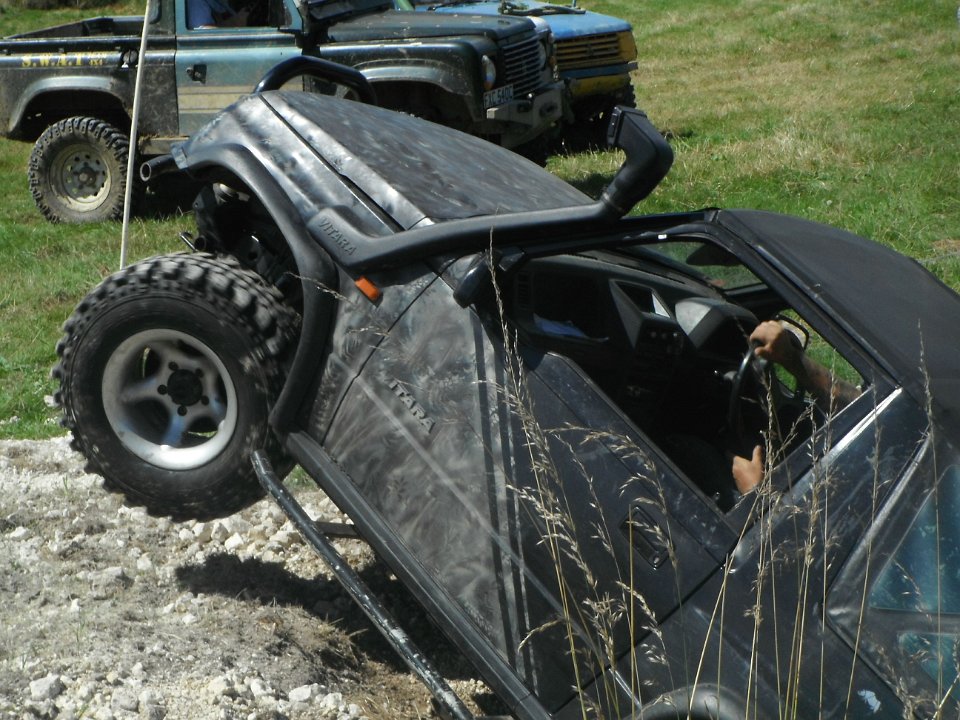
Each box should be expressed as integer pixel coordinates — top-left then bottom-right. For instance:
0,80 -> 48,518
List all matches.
119,0 -> 153,269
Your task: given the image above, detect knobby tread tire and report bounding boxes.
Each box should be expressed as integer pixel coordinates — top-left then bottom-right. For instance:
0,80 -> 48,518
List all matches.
53,253 -> 300,520
28,116 -> 132,223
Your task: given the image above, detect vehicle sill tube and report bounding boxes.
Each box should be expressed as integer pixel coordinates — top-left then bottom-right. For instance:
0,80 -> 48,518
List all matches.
251,450 -> 476,720
277,432 -> 553,720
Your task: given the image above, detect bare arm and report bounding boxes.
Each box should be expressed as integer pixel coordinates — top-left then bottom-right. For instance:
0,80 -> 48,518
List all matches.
751,320 -> 861,413
731,321 -> 862,495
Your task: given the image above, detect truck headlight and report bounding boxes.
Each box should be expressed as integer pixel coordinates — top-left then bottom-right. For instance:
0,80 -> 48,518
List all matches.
481,55 -> 497,91
536,39 -> 548,70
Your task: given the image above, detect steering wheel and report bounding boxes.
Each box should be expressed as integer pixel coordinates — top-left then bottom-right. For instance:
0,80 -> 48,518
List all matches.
726,336 -> 818,461
725,342 -> 773,458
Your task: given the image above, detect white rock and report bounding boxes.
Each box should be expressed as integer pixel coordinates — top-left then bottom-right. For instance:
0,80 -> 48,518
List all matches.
269,529 -> 300,549
138,688 -> 161,704
320,692 -> 343,710
9,525 -> 31,540
218,515 -> 252,535
91,566 -> 129,589
247,524 -> 269,542
248,678 -> 274,698
192,522 -> 213,543
111,688 -> 139,712
288,683 -> 322,704
29,673 -> 65,701
139,688 -> 166,720
208,676 -> 236,698
210,523 -> 231,543
224,533 -> 246,552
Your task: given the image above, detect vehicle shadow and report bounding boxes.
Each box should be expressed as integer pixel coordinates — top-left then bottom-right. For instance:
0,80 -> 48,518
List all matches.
174,550 -> 505,714
139,176 -> 204,220
563,169 -> 616,199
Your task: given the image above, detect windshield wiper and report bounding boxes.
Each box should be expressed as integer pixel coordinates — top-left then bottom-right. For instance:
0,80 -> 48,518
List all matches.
421,0 -> 486,8
499,1 -> 585,15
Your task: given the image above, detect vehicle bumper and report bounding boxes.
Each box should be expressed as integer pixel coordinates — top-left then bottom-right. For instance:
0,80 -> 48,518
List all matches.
482,80 -> 564,148
565,69 -> 635,101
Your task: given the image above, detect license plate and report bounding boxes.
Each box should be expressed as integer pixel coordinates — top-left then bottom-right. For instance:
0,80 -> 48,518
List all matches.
483,84 -> 514,109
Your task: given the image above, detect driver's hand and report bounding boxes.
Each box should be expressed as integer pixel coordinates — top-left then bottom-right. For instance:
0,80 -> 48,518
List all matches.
732,445 -> 764,494
750,320 -> 803,376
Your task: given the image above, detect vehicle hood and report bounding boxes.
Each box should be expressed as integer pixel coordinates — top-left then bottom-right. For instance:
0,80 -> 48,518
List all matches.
715,209 -> 960,437
329,8 -> 534,42
174,89 -> 590,230
416,0 -> 632,40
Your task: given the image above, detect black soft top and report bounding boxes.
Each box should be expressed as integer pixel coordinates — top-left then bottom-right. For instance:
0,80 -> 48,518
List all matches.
716,210 -> 960,435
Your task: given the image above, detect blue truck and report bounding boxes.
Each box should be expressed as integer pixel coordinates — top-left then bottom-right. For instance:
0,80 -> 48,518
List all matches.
0,0 -> 564,222
413,0 -> 638,148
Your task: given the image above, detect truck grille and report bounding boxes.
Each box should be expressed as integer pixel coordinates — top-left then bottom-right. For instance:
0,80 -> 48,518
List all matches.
556,33 -> 627,71
500,34 -> 543,96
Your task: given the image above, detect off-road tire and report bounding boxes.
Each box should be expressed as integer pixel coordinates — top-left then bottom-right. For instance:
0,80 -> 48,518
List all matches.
28,116 -> 131,223
53,253 -> 300,520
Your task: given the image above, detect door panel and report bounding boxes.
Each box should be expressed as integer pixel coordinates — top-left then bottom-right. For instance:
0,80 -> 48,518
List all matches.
175,0 -> 300,135
322,272 -> 730,711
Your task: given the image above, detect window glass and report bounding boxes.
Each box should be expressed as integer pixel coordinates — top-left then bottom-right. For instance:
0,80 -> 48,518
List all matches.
853,465 -> 960,700
870,466 -> 960,614
506,237 -> 866,512
639,240 -> 762,291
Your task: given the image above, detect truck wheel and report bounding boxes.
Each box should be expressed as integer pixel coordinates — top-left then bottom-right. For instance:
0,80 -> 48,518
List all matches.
53,253 -> 299,520
28,116 -> 131,223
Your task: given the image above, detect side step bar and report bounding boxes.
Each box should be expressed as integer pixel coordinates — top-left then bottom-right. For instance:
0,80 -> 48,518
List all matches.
251,451 -> 476,720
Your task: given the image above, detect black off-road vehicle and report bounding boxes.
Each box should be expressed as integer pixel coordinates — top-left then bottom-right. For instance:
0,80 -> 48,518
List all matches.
55,60 -> 960,719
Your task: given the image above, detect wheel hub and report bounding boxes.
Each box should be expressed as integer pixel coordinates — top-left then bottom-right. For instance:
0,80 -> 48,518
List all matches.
102,328 -> 239,471
68,158 -> 106,197
164,368 -> 205,408
50,143 -> 111,208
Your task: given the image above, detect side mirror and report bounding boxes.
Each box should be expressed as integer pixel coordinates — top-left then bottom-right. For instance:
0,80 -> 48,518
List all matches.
600,107 -> 674,218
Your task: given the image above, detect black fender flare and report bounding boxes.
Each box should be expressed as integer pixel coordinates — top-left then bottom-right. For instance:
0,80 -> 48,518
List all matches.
169,143 -> 338,432
9,76 -> 128,138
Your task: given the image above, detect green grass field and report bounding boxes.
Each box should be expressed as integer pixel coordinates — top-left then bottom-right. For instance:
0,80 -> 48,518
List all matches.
1,0 -> 958,439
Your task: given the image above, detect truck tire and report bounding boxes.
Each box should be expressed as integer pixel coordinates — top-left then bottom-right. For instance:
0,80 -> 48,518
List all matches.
28,116 -> 131,223
53,253 -> 300,520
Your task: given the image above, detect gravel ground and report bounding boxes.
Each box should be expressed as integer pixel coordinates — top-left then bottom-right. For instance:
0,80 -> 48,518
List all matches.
0,437 -> 492,720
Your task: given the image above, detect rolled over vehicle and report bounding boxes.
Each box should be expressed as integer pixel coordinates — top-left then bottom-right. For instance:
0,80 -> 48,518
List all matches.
55,60 -> 960,718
